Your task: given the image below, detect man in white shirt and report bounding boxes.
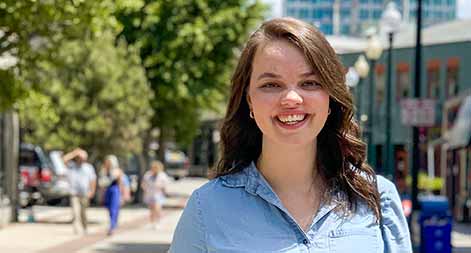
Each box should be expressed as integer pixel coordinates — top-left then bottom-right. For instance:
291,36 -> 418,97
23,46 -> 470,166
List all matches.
63,148 -> 96,235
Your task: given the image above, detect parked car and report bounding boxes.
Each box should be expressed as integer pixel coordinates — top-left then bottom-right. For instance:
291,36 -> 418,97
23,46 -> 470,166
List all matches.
18,144 -> 70,207
18,144 -> 52,207
164,148 -> 190,180
45,151 -> 71,205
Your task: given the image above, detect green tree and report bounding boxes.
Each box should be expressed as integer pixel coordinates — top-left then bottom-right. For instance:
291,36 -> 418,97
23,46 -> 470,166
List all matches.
0,0 -> 119,110
18,33 -> 153,160
116,0 -> 266,149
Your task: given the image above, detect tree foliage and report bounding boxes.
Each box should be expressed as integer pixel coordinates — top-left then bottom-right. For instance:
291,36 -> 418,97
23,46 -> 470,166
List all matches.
18,33 -> 153,160
0,0 -> 119,110
116,0 -> 266,146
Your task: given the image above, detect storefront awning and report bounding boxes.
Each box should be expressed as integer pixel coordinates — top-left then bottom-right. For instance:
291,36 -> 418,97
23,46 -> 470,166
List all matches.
445,95 -> 471,149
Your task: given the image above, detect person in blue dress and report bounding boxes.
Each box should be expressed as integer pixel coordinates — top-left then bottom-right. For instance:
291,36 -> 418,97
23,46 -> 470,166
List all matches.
102,155 -> 124,236
170,17 -> 412,252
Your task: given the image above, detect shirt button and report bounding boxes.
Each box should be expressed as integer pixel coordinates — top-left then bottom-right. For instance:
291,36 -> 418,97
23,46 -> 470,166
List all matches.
303,239 -> 309,245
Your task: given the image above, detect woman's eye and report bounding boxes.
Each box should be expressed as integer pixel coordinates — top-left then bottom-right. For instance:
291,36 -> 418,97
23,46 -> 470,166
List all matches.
301,81 -> 320,89
261,83 -> 280,89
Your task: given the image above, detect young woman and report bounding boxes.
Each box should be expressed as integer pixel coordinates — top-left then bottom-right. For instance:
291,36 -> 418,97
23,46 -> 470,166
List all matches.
170,17 -> 412,252
141,160 -> 170,229
101,155 -> 124,235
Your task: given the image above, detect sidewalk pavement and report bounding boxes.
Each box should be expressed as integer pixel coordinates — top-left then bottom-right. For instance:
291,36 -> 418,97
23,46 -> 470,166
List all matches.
77,209 -> 183,253
0,198 -> 186,253
452,222 -> 471,252
0,177 -> 207,253
0,205 -> 152,253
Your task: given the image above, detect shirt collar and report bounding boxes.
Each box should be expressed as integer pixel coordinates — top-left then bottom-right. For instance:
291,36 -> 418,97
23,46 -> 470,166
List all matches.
220,161 -> 342,233
220,162 -> 278,197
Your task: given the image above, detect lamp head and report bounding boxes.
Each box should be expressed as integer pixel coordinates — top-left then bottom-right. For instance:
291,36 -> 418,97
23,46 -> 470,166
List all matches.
381,1 -> 402,34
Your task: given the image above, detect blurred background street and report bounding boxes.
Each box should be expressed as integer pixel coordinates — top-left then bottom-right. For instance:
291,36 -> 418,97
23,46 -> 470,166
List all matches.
1,0 -> 471,252
0,177 -> 207,253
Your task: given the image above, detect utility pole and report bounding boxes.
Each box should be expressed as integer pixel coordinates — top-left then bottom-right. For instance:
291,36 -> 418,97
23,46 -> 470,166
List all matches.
412,0 -> 422,215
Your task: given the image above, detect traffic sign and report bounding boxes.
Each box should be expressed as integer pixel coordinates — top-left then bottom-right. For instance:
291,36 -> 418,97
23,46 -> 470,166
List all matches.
400,98 -> 436,127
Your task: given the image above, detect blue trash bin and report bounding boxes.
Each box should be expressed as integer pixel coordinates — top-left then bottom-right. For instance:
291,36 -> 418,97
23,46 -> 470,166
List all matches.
419,196 -> 452,253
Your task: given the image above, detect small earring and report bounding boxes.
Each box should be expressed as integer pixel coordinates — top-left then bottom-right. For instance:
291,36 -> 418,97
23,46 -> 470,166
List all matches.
328,108 -> 331,115
250,111 -> 254,119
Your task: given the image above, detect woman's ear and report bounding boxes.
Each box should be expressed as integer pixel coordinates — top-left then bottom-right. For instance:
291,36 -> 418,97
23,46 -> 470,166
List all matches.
246,91 -> 252,110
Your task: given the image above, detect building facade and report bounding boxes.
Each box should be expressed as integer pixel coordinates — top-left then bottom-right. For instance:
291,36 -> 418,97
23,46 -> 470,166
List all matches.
283,0 -> 456,36
340,19 -> 471,221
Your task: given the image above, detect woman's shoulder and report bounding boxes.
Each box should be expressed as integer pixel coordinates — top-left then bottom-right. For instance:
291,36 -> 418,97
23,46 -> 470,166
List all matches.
376,175 -> 399,200
187,173 -> 248,209
191,177 -> 226,198
375,175 -> 413,251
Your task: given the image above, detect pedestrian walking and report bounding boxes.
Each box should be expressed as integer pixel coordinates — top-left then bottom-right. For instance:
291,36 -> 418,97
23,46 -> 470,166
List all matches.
62,148 -> 96,235
100,155 -> 124,235
120,172 -> 132,205
170,17 -> 412,252
141,160 -> 170,230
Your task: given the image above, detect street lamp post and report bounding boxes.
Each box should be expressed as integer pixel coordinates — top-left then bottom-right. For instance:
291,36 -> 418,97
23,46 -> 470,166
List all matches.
365,34 -> 383,170
381,1 -> 402,180
354,55 -> 370,121
346,67 -> 360,104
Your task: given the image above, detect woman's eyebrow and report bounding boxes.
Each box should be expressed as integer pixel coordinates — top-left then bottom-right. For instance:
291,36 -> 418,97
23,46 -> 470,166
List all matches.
300,71 -> 317,77
257,72 -> 281,80
256,71 -> 317,80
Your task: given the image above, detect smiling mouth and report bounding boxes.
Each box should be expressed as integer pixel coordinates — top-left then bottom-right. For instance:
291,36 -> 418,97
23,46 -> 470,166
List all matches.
276,114 -> 308,125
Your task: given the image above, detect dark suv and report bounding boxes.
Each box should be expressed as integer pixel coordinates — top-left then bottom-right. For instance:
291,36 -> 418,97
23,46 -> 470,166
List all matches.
18,144 -> 70,207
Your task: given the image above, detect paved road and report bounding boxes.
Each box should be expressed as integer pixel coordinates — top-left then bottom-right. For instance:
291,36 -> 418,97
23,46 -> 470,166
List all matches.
0,177 -> 208,253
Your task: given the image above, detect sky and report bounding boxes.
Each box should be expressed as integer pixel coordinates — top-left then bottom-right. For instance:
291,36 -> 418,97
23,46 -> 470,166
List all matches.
457,0 -> 471,19
263,0 -> 471,19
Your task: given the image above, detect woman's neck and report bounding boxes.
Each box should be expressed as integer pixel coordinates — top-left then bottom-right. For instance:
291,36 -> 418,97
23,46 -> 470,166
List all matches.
257,138 -> 318,195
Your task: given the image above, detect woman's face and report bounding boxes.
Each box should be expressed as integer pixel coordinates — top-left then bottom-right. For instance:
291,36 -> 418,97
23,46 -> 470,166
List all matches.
151,164 -> 160,173
103,159 -> 111,170
246,39 -> 330,146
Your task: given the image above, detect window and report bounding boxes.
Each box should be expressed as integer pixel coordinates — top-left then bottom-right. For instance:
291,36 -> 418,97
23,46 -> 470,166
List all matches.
360,9 -> 369,19
287,8 -> 296,16
300,9 -> 309,18
322,24 -> 333,34
340,8 -> 350,17
373,10 -> 382,19
427,60 -> 440,98
396,63 -> 410,101
341,25 -> 350,34
446,58 -> 459,98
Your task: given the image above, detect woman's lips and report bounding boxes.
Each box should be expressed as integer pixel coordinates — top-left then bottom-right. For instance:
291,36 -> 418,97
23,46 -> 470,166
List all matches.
275,113 -> 310,129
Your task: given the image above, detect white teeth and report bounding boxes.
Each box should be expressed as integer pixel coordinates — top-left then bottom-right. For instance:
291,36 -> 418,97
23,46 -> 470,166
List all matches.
277,114 -> 306,124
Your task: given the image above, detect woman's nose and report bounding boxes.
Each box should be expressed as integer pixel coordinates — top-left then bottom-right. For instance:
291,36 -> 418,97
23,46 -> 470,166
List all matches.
281,89 -> 303,106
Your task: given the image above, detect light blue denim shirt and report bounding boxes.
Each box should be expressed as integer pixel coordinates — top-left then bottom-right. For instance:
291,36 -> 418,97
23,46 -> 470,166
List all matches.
169,162 -> 412,252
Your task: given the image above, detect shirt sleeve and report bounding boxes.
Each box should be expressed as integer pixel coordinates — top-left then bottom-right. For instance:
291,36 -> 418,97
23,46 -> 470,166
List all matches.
377,175 -> 413,253
169,189 -> 206,253
87,163 -> 97,180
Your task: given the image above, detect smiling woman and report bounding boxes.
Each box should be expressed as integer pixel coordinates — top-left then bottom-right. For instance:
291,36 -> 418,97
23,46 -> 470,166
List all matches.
246,39 -> 330,146
169,17 -> 412,253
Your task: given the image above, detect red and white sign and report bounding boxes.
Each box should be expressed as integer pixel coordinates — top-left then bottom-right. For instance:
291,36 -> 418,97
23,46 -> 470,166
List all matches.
400,98 -> 436,127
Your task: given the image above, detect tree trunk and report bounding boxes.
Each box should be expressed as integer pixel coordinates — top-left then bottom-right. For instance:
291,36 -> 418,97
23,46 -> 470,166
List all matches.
157,127 -> 167,164
2,111 -> 19,222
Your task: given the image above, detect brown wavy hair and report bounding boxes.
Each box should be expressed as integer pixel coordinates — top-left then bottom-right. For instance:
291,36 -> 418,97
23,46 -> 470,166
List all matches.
215,17 -> 381,221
